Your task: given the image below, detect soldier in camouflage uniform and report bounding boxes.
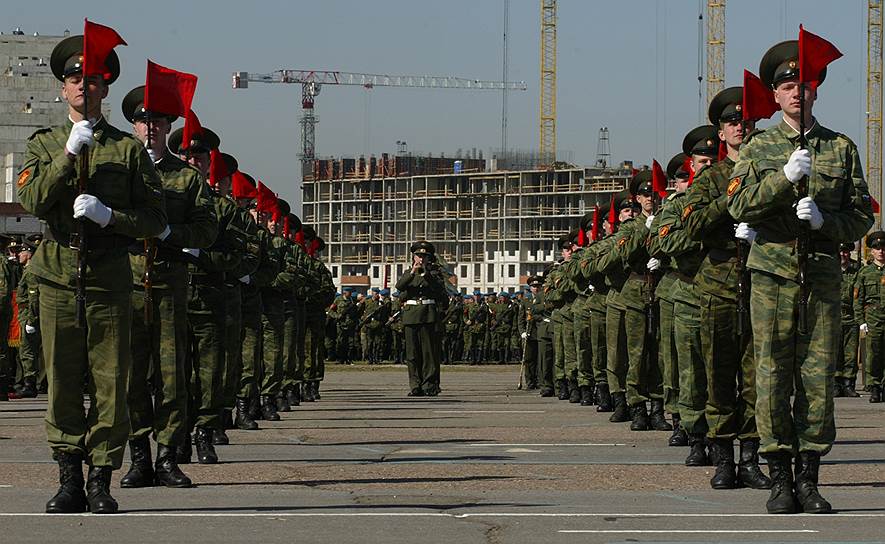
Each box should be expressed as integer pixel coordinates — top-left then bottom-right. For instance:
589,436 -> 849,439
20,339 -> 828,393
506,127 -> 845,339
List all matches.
442,293 -> 463,364
856,232 -> 885,402
728,40 -> 874,514
20,35 -> 167,513
330,287 -> 359,365
465,292 -> 487,364
302,229 -> 335,400
119,86 -> 217,488
14,242 -> 40,399
388,291 -> 405,364
490,292 -> 516,364
362,288 -> 387,364
836,242 -> 861,397
521,277 -> 548,392
279,214 -> 310,412
567,214 -> 597,405
683,91 -> 772,490
546,234 -> 580,401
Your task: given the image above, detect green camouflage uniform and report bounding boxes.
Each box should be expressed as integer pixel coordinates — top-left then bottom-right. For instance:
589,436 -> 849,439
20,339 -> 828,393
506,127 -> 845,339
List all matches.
645,220 -> 678,417
597,234 -> 630,395
855,262 -> 885,387
16,265 -> 41,385
303,257 -> 334,383
838,260 -> 860,383
567,248 -> 595,388
578,237 -> 611,390
259,234 -> 300,398
239,227 -> 278,403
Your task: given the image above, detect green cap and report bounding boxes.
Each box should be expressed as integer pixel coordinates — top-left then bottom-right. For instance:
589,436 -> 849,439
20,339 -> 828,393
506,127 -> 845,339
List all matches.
682,125 -> 720,158
168,126 -> 220,155
760,40 -> 827,89
121,85 -> 178,124
50,35 -> 121,84
708,86 -> 744,125
410,240 -> 435,255
666,153 -> 690,180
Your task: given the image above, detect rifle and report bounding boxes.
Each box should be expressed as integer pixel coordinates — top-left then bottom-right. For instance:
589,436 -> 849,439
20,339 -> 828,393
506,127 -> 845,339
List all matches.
735,239 -> 750,339
645,199 -> 659,337
796,81 -> 810,335
143,239 -> 156,323
72,143 -> 90,328
385,310 -> 401,325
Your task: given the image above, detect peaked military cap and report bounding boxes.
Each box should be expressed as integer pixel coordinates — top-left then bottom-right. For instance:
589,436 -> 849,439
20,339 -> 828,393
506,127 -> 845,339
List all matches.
629,169 -> 654,196
287,213 -> 302,233
219,153 -> 238,175
411,240 -> 435,255
314,237 -> 326,252
168,126 -> 220,155
50,35 -> 121,84
342,286 -> 353,292
121,85 -> 178,124
867,231 -> 885,249
579,211 -> 595,232
302,225 -> 317,240
527,275 -> 543,287
708,86 -> 744,125
667,153 -> 690,180
26,233 -> 43,245
840,242 -> 855,252
381,288 -> 391,296
558,233 -> 572,250
760,40 -> 827,89
275,199 -> 291,218
682,125 -> 720,158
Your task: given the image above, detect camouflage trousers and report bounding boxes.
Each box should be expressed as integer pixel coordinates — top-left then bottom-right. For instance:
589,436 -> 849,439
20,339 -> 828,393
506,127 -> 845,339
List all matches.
863,323 -> 885,387
658,297 -> 679,415
588,305 -> 607,386
238,289 -> 262,400
188,282 -> 226,431
750,269 -> 837,456
836,321 -> 859,381
281,303 -> 306,392
573,298 -> 594,387
605,305 -> 628,394
624,304 -> 660,406
260,292 -> 286,397
221,283 -> 242,409
674,294 -> 707,436
554,310 -> 577,382
303,315 -> 326,382
700,293 -> 757,441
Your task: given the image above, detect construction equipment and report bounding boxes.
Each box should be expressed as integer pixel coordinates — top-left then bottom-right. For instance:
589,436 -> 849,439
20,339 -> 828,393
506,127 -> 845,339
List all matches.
539,0 -> 557,166
869,0 -> 883,229
232,70 -> 527,176
705,0 -> 726,108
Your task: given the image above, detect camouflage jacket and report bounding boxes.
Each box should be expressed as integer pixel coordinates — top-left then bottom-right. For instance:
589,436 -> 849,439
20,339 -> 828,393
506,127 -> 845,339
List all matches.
649,191 -> 703,306
16,265 -> 39,327
854,262 -> 885,326
841,261 -> 860,324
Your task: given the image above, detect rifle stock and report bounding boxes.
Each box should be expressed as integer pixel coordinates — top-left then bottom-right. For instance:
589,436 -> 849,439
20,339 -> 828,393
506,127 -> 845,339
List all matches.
73,149 -> 89,328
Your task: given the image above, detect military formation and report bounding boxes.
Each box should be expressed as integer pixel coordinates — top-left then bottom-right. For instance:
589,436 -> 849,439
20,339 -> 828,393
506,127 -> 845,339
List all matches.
1,22 -> 879,518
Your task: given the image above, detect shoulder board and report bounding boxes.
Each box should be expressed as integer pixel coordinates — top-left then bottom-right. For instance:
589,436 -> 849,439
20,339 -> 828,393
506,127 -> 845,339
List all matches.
27,127 -> 54,141
742,128 -> 765,146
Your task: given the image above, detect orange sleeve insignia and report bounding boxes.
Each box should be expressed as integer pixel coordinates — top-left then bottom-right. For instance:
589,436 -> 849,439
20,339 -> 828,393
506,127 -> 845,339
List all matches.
17,169 -> 31,188
727,177 -> 742,196
854,287 -> 860,299
659,225 -> 670,238
681,205 -> 693,221
617,237 -> 627,247
880,276 -> 885,286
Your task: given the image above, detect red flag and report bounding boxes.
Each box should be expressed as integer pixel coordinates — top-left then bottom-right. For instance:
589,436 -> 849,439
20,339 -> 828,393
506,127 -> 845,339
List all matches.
607,194 -> 616,225
208,148 -> 231,187
307,239 -> 320,257
717,142 -> 728,161
295,229 -> 306,248
82,19 -> 126,80
231,171 -> 257,199
145,60 -> 197,118
651,159 -> 668,198
256,181 -> 278,214
283,216 -> 291,237
799,25 -> 842,90
590,204 -> 600,241
577,228 -> 586,247
181,110 -> 203,153
872,195 -> 881,214
683,157 -> 696,186
743,70 -> 779,120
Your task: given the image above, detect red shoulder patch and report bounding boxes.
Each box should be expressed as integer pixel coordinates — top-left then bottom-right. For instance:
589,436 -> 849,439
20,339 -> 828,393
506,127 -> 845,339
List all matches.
659,225 -> 670,238
617,237 -> 627,247
727,177 -> 742,196
17,169 -> 30,188
681,205 -> 693,221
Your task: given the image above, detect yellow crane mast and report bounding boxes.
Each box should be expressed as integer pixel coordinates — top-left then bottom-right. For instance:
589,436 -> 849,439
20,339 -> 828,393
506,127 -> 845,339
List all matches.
706,0 -> 726,108
539,0 -> 557,166
869,0 -> 883,228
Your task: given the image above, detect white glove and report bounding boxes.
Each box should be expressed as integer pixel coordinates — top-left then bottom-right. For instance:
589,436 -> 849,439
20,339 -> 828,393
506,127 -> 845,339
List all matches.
796,197 -> 824,230
783,148 -> 812,183
735,222 -> 757,242
146,147 -> 159,163
239,274 -> 251,284
861,323 -> 869,334
646,257 -> 661,271
65,120 -> 94,156
645,215 -> 655,229
25,325 -> 36,334
520,331 -> 528,340
73,194 -> 112,228
182,248 -> 200,259
587,284 -> 595,292
157,225 -> 171,241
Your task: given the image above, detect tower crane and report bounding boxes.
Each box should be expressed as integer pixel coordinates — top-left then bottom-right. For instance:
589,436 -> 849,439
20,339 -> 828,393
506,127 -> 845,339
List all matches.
869,0 -> 883,228
232,70 -> 527,175
539,0 -> 557,166
705,0 -> 726,109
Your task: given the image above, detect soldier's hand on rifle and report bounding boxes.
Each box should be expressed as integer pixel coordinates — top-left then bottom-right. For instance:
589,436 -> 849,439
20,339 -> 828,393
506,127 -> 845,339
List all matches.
520,331 -> 528,340
796,197 -> 824,230
645,215 -> 655,229
73,194 -> 112,228
783,148 -> 812,182
860,323 -> 869,334
25,324 -> 36,334
157,225 -> 171,241
646,257 -> 661,271
65,120 -> 94,158
182,248 -> 200,259
735,222 -> 757,242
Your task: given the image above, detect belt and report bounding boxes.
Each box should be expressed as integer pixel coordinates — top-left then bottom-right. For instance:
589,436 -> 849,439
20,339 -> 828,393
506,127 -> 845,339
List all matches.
405,299 -> 436,306
45,228 -> 131,251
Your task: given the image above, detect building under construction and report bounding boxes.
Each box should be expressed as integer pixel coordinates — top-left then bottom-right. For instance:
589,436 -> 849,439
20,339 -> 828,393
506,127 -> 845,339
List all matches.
302,154 -> 633,292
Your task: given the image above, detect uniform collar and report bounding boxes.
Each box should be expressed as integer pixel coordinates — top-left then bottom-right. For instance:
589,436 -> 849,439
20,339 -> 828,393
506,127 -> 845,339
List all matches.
778,115 -> 820,144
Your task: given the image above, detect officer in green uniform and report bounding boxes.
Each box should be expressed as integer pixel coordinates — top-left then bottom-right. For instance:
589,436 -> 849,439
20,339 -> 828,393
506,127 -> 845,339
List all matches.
836,242 -> 861,397
14,241 -> 40,398
682,90 -> 771,490
856,232 -> 885,402
20,35 -> 167,513
395,241 -> 449,396
728,40 -> 874,514
119,86 -> 217,488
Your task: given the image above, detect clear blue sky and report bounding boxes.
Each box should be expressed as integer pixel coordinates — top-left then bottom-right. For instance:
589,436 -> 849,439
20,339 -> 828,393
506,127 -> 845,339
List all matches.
7,0 -> 873,208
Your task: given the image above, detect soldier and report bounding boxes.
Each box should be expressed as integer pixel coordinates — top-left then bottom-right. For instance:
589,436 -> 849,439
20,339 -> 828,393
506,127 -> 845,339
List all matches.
119,85 -> 217,488
546,233 -> 580,401
442,293 -> 462,364
568,214 -> 597,405
279,214 -> 310,412
395,241 -> 449,396
388,290 -> 405,364
20,35 -> 166,513
301,228 -> 335,400
14,240 -> 41,399
330,287 -> 358,365
523,276 -> 550,393
857,232 -> 885,402
0,234 -> 15,401
836,242 -> 861,397
683,91 -> 771,490
491,292 -> 515,364
362,287 -> 384,364
728,40 -> 874,514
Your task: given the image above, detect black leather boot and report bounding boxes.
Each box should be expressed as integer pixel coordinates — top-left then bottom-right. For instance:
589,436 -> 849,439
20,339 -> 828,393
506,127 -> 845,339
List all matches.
193,427 -> 218,464
737,438 -> 772,489
668,414 -> 688,447
275,391 -> 291,413
795,452 -> 832,514
46,452 -> 87,513
609,392 -> 630,422
313,381 -> 321,400
248,395 -> 263,419
595,383 -> 613,412
685,434 -> 709,466
579,385 -> 593,406
648,399 -> 673,431
832,378 -> 845,398
568,379 -> 581,403
86,466 -> 118,514
235,397 -> 259,430
0,375 -> 8,401
175,434 -> 192,465
261,395 -> 280,421
540,385 -> 555,397
629,403 -> 650,431
709,439 -> 737,489
842,378 -> 860,398
120,436 -> 154,488
557,379 -> 569,400
286,385 -> 301,407
303,382 -> 316,402
154,444 -> 193,488
18,376 -> 38,398
870,384 -> 882,403
765,452 -> 798,514
221,409 -> 234,430
211,427 -> 230,446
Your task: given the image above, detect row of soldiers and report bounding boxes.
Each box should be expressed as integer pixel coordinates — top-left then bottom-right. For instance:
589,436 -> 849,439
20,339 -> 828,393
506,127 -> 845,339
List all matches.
519,38 -> 876,516
16,33 -> 337,514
